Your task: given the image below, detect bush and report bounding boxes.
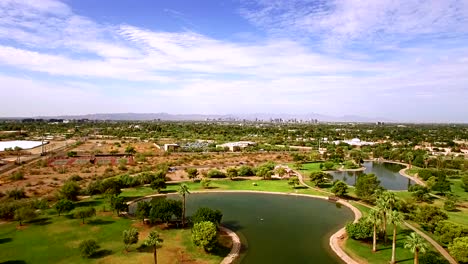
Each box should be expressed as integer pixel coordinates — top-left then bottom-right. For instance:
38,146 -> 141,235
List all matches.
443,200 -> 457,211
434,221 -> 468,244
408,185 -> 431,202
331,180 -> 348,197
192,221 -> 218,252
345,218 -> 373,240
9,171 -> 24,181
79,239 -> 100,258
237,165 -> 255,176
206,169 -> 226,178
69,175 -> 83,182
192,207 -> 223,225
149,198 -> 182,223
201,179 -> 211,189
322,161 -> 335,170
419,251 -> 450,264
410,205 -> 448,232
6,188 -> 26,200
60,181 -> 81,201
448,237 -> 468,263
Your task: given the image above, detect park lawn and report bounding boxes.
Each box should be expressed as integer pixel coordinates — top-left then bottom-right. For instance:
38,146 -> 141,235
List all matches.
0,198 -> 227,264
344,226 -> 438,264
406,167 -> 422,176
121,179 -> 329,199
450,179 -> 468,201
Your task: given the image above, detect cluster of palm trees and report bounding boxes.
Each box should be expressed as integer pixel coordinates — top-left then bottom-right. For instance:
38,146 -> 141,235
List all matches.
367,191 -> 428,264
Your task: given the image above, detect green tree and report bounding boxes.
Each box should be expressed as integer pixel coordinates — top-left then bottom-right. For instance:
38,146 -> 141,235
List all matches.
144,230 -> 162,264
123,228 -> 139,251
238,165 -> 254,176
192,207 -> 223,225
207,169 -> 226,178
74,207 -> 96,224
135,201 -> 151,224
404,232 -> 427,264
355,173 -> 381,201
60,181 -> 81,201
275,167 -> 287,178
226,167 -> 238,180
367,208 -> 381,252
125,146 -> 136,154
256,166 -> 273,180
178,184 -> 190,227
150,178 -> 166,193
411,205 -> 448,232
376,192 -> 396,244
185,168 -> 199,181
288,177 -> 299,189
201,178 -> 211,189
389,210 -> 404,264
109,195 -> 128,215
79,239 -> 100,258
448,237 -> 468,263
406,152 -> 414,169
54,199 -> 75,216
14,207 -> 37,226
309,171 -> 331,187
434,221 -> 468,245
192,221 -> 218,252
331,180 -> 348,197
345,218 -> 373,240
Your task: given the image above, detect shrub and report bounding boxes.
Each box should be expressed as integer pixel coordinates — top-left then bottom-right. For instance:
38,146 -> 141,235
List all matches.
206,169 -> 226,178
331,180 -> 348,197
60,181 -> 81,201
201,179 -> 211,189
237,165 -> 255,176
448,237 -> 468,263
9,171 -> 24,181
69,175 -> 83,182
6,188 -> 26,200
192,207 -> 223,225
192,221 -> 218,252
443,200 -> 457,211
345,218 -> 373,240
419,251 -> 450,264
79,239 -> 100,258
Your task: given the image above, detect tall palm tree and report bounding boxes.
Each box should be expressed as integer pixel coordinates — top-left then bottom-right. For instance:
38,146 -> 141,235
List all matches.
404,232 -> 427,264
144,230 -> 163,264
388,210 -> 404,264
406,152 -> 414,169
178,184 -> 190,227
367,208 -> 381,252
423,153 -> 429,168
376,192 -> 396,244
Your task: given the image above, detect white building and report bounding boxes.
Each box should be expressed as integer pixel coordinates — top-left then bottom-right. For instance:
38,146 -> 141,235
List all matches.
333,138 -> 375,146
216,141 -> 256,151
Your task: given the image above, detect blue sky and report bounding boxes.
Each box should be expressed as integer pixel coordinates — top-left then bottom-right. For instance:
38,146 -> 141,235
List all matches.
0,0 -> 467,122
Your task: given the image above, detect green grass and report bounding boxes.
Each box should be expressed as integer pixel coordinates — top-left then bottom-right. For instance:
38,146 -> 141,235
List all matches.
450,179 -> 468,201
344,226 -> 439,264
0,196 -> 226,264
122,179 -> 329,199
406,167 -> 422,176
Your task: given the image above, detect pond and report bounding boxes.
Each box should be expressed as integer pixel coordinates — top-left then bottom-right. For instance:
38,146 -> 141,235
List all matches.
130,192 -> 353,264
328,161 -> 414,190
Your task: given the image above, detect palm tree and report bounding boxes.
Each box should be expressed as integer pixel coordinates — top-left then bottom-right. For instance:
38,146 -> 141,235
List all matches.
178,184 -> 190,227
406,152 -> 414,169
144,230 -> 163,264
423,153 -> 429,168
376,192 -> 396,244
404,232 -> 427,264
367,208 -> 381,252
388,210 -> 404,264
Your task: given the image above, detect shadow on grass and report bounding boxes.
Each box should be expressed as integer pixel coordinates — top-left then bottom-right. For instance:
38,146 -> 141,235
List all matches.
0,261 -> 26,264
137,244 -> 161,253
87,219 -> 115,225
75,200 -> 102,208
396,257 -> 414,263
0,238 -> 13,244
29,217 -> 52,226
160,190 -> 176,194
210,243 -> 231,258
90,249 -> 113,259
232,178 -> 247,181
293,186 -> 308,190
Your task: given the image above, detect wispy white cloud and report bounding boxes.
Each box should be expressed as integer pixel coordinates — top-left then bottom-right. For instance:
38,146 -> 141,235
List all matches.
240,0 -> 468,47
0,0 -> 467,121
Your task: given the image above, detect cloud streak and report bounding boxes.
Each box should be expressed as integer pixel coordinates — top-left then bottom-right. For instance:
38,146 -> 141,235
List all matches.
0,0 -> 467,122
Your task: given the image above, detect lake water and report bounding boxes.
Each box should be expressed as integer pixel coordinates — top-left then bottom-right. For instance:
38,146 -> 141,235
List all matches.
130,192 -> 353,264
328,161 -> 414,190
0,140 -> 46,151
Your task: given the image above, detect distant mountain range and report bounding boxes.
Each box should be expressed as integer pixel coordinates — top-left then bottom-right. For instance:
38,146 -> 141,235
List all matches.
25,112 -> 392,123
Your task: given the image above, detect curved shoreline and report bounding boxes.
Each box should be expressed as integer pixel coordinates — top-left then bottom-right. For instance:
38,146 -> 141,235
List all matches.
219,225 -> 241,264
126,190 -> 361,264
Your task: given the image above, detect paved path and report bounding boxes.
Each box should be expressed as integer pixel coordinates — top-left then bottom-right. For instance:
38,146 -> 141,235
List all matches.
403,223 -> 458,264
219,226 -> 241,264
293,167 -> 457,264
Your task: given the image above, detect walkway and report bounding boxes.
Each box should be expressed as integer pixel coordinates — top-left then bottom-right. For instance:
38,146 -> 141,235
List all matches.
219,226 -> 241,264
293,168 -> 457,264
